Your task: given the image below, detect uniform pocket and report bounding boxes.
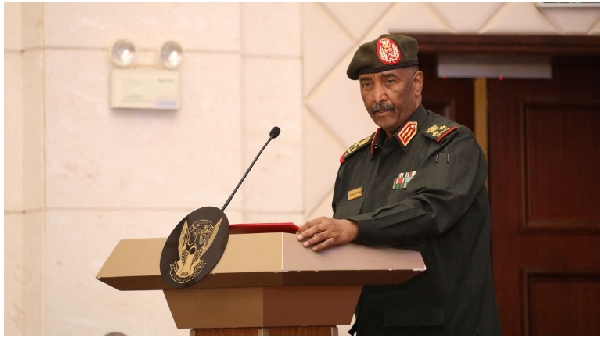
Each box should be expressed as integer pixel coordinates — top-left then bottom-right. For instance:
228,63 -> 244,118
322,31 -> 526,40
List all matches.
333,196 -> 365,219
383,305 -> 445,328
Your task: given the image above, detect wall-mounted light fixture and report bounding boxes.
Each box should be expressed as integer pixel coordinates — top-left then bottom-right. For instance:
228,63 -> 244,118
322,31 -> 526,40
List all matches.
110,39 -> 136,68
109,39 -> 182,110
160,41 -> 183,70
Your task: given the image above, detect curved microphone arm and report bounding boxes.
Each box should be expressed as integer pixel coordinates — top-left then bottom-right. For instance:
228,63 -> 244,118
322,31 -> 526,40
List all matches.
221,127 -> 279,211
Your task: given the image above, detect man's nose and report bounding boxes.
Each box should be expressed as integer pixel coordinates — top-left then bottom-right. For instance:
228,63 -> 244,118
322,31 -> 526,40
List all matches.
372,83 -> 387,102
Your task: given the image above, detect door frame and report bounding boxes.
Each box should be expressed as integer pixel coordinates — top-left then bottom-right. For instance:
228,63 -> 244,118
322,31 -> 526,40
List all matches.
401,34 -> 600,55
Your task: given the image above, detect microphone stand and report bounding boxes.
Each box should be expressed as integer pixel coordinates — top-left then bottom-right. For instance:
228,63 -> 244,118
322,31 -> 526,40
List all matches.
221,129 -> 279,211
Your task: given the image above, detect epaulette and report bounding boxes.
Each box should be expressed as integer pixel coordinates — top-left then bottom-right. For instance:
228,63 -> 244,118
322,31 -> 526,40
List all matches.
340,133 -> 374,164
422,124 -> 458,143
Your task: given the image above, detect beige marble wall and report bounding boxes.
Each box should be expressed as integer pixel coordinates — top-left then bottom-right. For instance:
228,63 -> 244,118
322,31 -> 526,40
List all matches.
4,214 -> 24,335
4,2 -> 304,336
4,2 -> 599,336
5,52 -> 23,212
240,3 -> 302,218
4,2 -> 24,336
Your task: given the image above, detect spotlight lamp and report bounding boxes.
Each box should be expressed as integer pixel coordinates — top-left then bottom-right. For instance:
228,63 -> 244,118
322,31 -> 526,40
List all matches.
160,41 -> 183,70
110,39 -> 136,68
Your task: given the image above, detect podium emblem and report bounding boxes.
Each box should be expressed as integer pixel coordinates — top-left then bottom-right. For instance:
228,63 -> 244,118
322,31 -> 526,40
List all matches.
169,218 -> 222,283
160,207 -> 229,288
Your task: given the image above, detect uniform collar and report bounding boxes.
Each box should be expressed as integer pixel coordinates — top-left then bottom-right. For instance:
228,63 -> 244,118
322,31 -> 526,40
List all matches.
370,104 -> 428,155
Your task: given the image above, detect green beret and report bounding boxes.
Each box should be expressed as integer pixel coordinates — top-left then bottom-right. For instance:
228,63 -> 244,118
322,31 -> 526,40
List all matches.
347,34 -> 419,80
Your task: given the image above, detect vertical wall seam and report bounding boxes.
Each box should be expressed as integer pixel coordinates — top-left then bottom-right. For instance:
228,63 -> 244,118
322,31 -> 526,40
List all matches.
300,3 -> 306,215
17,4 -> 26,334
239,3 -> 245,222
19,18 -> 26,334
40,2 -> 46,335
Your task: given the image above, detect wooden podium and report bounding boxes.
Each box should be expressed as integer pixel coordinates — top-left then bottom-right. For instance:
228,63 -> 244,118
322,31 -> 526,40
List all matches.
97,232 -> 425,336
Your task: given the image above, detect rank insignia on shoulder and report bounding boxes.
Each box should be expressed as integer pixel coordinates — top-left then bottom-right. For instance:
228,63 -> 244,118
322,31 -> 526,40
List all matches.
340,133 -> 374,164
397,121 -> 417,146
424,124 -> 457,143
393,171 -> 416,190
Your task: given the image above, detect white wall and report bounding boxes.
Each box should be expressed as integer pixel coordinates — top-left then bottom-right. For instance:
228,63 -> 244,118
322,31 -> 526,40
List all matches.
4,2 -> 600,336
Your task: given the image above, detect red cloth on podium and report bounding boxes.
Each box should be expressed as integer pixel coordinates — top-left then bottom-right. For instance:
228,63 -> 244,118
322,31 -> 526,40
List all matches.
229,222 -> 299,234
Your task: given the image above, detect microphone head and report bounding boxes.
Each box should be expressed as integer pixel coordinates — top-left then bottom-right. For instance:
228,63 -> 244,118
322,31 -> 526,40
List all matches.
269,126 -> 280,139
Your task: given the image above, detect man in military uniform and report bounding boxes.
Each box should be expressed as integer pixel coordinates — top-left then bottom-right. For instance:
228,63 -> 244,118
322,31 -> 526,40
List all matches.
297,34 -> 502,335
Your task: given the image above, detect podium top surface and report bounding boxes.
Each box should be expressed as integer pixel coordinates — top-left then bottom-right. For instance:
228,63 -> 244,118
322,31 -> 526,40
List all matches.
97,232 -> 425,291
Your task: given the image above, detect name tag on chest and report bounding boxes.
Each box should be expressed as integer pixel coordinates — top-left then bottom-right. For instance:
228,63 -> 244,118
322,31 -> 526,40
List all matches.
348,187 -> 363,201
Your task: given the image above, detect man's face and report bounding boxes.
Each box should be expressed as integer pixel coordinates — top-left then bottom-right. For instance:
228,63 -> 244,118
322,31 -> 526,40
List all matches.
358,68 -> 423,137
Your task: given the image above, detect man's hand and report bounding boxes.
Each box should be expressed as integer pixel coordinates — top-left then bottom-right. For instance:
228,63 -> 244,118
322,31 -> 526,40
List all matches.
296,217 -> 359,252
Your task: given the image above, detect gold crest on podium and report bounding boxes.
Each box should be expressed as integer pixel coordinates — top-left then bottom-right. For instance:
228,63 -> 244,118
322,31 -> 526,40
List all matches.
160,207 -> 229,289
169,218 -> 222,283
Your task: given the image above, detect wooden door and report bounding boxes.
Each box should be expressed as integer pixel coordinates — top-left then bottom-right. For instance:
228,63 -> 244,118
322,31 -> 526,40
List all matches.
420,54 -> 475,131
488,56 -> 600,335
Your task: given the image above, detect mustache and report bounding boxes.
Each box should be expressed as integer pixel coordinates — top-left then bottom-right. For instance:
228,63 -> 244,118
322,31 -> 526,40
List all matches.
371,102 -> 395,114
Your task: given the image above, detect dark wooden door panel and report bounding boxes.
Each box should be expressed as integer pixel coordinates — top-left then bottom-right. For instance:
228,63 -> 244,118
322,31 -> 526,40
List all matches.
419,54 -> 474,131
489,56 -> 600,335
524,103 -> 600,229
523,269 -> 600,335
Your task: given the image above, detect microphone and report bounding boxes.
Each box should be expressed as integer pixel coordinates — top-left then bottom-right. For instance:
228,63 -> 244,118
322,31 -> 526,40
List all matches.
222,126 -> 281,211
269,127 -> 280,139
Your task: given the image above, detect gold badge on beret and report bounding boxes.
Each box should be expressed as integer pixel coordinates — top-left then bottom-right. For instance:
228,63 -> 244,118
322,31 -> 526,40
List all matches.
347,34 -> 419,80
377,38 -> 401,65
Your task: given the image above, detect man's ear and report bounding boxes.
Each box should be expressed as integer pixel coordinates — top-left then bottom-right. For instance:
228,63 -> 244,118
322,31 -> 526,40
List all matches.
413,70 -> 424,97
